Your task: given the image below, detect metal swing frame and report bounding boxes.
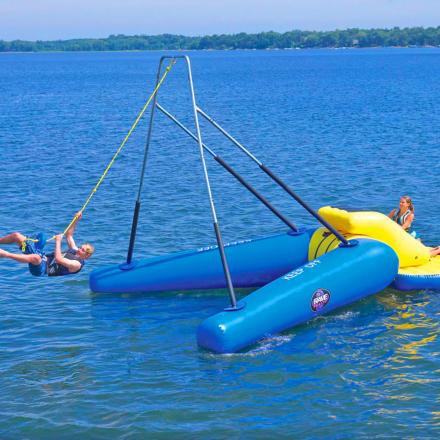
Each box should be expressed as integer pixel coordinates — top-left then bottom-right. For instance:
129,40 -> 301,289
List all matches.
124,55 -> 355,311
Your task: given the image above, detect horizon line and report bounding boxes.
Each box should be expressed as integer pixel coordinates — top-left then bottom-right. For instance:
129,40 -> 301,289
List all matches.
2,25 -> 440,43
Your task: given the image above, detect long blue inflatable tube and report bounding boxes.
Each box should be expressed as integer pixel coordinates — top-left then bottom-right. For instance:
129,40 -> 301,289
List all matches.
197,239 -> 399,353
89,230 -> 312,293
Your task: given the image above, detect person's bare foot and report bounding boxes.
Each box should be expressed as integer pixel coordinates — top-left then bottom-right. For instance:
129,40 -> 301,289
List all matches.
0,248 -> 8,258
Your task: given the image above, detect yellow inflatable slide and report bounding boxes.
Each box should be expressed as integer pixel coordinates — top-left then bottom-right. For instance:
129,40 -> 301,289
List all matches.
308,206 -> 440,291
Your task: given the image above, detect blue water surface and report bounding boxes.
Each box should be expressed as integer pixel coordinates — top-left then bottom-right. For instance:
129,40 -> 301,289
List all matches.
0,49 -> 439,438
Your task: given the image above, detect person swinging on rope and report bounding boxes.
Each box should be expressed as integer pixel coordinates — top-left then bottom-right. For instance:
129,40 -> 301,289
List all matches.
0,212 -> 94,276
0,61 -> 175,278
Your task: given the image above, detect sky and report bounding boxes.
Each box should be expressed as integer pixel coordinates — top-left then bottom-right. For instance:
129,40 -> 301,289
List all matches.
1,0 -> 439,41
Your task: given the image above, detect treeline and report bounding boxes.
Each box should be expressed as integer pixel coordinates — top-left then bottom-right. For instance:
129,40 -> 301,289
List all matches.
1,27 -> 440,52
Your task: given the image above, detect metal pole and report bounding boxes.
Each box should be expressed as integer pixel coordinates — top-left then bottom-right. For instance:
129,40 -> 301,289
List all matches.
182,56 -> 240,310
197,107 -> 262,165
156,103 -> 298,232
124,58 -> 169,268
197,107 -> 353,247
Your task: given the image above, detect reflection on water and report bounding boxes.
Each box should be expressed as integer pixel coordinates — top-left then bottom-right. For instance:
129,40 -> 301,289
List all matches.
380,294 -> 438,361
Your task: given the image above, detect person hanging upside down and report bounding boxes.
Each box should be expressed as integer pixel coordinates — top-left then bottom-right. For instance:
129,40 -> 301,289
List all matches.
388,195 -> 440,258
0,212 -> 94,276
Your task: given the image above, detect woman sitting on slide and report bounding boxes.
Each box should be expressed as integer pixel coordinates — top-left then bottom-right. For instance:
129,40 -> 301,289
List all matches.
389,195 -> 440,257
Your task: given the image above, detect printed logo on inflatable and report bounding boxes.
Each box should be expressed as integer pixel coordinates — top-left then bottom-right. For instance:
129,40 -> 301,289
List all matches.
311,288 -> 331,312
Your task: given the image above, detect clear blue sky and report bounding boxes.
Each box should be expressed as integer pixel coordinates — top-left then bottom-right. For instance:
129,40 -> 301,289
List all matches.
1,0 -> 439,40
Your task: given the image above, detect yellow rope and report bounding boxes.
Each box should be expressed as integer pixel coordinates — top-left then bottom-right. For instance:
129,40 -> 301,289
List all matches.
25,58 -> 176,246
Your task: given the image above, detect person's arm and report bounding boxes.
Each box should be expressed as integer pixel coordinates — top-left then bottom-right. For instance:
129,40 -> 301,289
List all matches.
388,209 -> 396,219
54,234 -> 81,273
401,213 -> 414,231
65,211 -> 82,250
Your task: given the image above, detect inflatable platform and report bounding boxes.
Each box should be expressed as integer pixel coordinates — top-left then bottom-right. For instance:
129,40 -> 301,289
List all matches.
90,207 -> 440,353
317,207 -> 440,291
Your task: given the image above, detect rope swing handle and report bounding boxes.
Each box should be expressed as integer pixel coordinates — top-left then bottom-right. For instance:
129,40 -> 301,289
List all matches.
26,58 -> 176,245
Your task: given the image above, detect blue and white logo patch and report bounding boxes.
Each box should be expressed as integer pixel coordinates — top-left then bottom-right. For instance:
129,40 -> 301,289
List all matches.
311,288 -> 331,312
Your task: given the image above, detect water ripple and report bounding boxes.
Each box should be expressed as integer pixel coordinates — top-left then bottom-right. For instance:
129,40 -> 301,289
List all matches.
1,49 -> 440,438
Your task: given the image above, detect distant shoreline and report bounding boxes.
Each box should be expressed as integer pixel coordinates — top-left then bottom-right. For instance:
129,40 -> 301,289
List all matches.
1,46 -> 440,55
1,27 -> 440,52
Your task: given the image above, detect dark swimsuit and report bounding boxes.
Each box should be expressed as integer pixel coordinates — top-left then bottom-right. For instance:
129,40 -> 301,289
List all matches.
22,239 -> 47,276
22,240 -> 84,277
392,208 -> 416,237
46,249 -> 85,277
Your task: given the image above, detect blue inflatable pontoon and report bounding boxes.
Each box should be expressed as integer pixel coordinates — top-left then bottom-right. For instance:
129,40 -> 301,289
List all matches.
90,225 -> 400,353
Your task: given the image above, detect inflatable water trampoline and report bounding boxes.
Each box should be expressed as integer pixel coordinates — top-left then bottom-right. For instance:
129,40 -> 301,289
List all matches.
89,56 -> 440,354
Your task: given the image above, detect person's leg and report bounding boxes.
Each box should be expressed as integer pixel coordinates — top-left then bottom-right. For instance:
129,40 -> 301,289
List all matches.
430,246 -> 440,257
0,249 -> 41,265
0,232 -> 26,246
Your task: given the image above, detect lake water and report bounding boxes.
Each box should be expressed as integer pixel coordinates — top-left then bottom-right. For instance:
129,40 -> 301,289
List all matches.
0,48 -> 439,438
